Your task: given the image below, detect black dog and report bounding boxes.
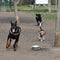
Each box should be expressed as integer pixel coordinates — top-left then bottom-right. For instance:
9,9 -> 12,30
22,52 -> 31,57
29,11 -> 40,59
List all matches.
6,20 -> 21,51
36,14 -> 42,26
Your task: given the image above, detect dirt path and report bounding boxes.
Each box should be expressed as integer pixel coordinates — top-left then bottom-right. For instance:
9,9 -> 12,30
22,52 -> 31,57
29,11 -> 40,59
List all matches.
0,12 -> 60,60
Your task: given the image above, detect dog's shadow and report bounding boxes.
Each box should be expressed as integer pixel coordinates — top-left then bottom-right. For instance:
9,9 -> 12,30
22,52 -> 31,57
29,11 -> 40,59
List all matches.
6,46 -> 13,51
6,44 -> 19,51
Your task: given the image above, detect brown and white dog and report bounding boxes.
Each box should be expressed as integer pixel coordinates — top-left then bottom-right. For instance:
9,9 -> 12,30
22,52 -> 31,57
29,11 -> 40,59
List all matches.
38,27 -> 46,42
6,20 -> 21,51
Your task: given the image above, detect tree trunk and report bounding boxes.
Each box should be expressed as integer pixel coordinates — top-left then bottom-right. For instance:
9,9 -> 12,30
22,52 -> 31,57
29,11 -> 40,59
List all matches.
20,0 -> 23,5
48,0 -> 51,13
55,0 -> 58,8
14,0 -> 19,24
54,0 -> 60,47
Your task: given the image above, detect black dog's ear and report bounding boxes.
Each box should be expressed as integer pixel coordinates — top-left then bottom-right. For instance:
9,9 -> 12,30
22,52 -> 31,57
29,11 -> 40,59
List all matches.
36,14 -> 38,16
10,20 -> 17,26
36,14 -> 41,16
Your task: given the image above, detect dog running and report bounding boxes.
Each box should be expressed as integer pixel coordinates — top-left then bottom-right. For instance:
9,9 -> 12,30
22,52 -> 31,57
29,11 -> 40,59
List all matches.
6,20 -> 21,51
38,27 -> 46,42
36,14 -> 42,27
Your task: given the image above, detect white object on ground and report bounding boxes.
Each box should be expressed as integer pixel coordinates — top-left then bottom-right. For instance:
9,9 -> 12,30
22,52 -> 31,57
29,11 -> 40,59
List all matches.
32,45 -> 41,51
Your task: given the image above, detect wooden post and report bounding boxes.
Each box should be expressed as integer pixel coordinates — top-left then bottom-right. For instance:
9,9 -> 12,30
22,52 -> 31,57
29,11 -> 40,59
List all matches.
54,0 -> 60,47
48,0 -> 51,13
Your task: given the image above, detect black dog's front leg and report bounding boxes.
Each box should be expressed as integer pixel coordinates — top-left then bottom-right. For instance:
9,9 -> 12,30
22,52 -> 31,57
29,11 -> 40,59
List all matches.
13,37 -> 19,51
6,36 -> 11,48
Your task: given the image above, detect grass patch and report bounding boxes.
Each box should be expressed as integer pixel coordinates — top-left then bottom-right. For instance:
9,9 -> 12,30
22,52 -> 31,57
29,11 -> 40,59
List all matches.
41,13 -> 57,20
18,5 -> 57,20
18,5 -> 57,12
18,5 -> 33,11
2,5 -> 57,20
4,5 -> 57,13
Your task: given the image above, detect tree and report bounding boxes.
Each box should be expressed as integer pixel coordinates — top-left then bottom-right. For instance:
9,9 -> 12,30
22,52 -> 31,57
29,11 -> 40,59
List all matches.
51,0 -> 55,5
54,0 -> 60,47
48,0 -> 51,13
14,0 -> 19,24
55,0 -> 58,8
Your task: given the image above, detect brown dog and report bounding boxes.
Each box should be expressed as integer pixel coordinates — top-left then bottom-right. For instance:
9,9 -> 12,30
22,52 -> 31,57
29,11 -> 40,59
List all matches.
38,27 -> 46,42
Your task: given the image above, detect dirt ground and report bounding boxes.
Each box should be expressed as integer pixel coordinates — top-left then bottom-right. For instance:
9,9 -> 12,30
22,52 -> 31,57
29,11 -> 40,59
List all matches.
0,12 -> 60,60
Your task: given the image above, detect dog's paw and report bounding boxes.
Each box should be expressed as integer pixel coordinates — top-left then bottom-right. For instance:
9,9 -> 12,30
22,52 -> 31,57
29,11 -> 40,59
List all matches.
13,48 -> 16,51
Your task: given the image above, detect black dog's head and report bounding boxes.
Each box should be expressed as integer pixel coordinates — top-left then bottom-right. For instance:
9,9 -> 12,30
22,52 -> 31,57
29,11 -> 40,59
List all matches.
36,14 -> 42,26
11,20 -> 17,29
36,14 -> 42,21
36,14 -> 41,18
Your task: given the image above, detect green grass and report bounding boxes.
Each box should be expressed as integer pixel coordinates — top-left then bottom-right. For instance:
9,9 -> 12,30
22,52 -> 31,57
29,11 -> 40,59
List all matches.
1,5 -> 57,12
1,5 -> 57,20
31,12 -> 57,20
18,5 -> 57,12
41,13 -> 57,20
18,5 -> 33,11
18,5 -> 48,12
5,6 -> 14,12
18,5 -> 57,20
4,5 -> 57,13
